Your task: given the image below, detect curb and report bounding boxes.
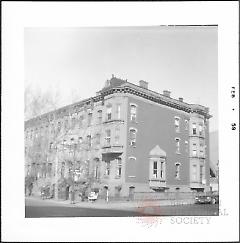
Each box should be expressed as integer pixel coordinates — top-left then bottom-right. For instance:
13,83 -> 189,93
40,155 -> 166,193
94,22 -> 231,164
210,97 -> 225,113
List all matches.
26,197 -> 195,210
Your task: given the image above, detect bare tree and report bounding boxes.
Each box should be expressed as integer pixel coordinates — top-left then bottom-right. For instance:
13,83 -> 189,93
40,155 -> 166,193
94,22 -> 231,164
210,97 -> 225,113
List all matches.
24,83 -> 61,120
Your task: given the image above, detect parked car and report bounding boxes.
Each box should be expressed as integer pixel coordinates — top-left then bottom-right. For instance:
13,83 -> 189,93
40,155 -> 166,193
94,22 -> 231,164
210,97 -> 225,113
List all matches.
195,191 -> 219,204
88,191 -> 98,202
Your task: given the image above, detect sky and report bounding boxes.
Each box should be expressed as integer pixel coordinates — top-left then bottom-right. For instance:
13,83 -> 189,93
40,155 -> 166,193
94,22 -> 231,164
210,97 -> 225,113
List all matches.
25,26 -> 218,132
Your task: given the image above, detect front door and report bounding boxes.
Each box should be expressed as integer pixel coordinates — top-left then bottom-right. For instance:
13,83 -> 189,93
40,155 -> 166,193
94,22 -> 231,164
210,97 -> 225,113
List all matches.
66,186 -> 70,200
129,186 -> 135,200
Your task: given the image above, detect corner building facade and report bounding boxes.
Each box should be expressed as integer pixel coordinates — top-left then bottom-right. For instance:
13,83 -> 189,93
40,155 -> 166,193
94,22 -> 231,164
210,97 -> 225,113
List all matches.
25,76 -> 211,198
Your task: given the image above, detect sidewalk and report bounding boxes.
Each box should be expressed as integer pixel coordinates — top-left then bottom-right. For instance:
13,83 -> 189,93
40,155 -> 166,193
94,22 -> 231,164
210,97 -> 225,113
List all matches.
26,196 -> 195,211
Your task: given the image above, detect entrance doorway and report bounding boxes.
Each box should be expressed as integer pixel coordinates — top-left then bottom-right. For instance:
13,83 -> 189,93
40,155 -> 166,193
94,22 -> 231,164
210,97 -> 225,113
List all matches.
129,186 -> 135,201
66,186 -> 70,200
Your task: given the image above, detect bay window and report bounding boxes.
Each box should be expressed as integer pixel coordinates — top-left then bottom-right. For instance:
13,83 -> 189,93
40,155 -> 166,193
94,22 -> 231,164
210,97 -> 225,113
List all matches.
116,104 -> 121,119
105,129 -> 111,146
153,161 -> 158,178
106,105 -> 112,121
192,123 -> 197,135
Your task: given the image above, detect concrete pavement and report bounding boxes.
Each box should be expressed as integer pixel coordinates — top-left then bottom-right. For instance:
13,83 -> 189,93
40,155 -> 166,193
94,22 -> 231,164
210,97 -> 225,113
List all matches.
26,196 -> 195,211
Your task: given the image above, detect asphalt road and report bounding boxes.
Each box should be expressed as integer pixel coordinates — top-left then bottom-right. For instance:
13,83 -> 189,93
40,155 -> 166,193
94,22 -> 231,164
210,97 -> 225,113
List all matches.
25,198 -> 219,218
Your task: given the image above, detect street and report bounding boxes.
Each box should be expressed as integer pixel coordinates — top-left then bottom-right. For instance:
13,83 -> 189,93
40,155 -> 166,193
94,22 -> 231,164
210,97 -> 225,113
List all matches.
25,198 -> 219,218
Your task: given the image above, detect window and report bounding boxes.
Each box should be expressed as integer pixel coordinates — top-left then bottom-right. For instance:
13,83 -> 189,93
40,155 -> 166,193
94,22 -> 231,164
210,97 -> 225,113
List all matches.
35,128 -> 38,138
192,123 -> 197,135
95,163 -> 100,179
116,158 -> 122,177
49,142 -> 53,150
51,124 -> 55,134
192,149 -> 197,157
175,117 -> 180,132
71,117 -> 76,128
200,165 -> 204,182
62,139 -> 67,150
95,133 -> 101,145
153,161 -> 158,178
175,138 -> 180,153
78,137 -> 83,145
64,119 -> 68,129
105,129 -> 111,146
105,162 -> 110,176
185,141 -> 189,153
175,163 -> 180,179
160,161 -> 164,179
79,115 -> 83,128
47,163 -> 52,177
116,104 -> 121,119
199,124 -> 203,136
42,163 -> 47,178
115,126 -> 120,144
57,121 -> 61,132
192,164 -> 197,181
129,128 -> 137,146
106,105 -> 112,120
185,120 -> 189,130
87,113 -> 92,126
87,135 -> 91,148
61,162 -> 65,177
199,150 -> 204,158
130,104 -> 137,122
97,110 -> 102,124
37,164 -> 40,178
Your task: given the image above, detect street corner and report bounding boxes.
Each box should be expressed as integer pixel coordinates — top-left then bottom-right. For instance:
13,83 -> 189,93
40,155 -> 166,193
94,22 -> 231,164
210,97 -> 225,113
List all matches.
135,199 -> 163,228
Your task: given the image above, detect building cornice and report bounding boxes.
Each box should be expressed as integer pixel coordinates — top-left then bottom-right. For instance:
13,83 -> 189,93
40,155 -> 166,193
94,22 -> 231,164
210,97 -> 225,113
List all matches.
25,80 -> 211,129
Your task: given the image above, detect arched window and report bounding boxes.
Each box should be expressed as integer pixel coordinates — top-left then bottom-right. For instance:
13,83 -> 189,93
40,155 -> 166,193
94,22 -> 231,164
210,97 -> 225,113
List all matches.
174,116 -> 180,132
175,163 -> 181,179
175,138 -> 180,153
129,128 -> 137,146
130,104 -> 137,122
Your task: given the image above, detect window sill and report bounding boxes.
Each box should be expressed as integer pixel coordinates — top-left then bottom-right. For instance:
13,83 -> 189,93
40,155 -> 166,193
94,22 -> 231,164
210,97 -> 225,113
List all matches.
130,120 -> 138,124
129,145 -> 137,148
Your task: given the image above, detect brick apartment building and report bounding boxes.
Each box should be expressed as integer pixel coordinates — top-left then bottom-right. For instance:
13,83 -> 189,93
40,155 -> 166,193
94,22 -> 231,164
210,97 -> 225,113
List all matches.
24,75 -> 212,199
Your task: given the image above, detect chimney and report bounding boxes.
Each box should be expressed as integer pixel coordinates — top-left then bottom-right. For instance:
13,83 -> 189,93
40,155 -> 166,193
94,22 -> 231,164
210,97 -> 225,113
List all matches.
139,80 -> 148,89
163,90 -> 171,97
179,97 -> 183,102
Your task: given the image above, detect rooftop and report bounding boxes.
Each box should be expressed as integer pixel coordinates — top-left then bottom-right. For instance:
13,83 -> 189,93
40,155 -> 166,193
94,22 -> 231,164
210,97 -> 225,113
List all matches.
25,75 -> 211,127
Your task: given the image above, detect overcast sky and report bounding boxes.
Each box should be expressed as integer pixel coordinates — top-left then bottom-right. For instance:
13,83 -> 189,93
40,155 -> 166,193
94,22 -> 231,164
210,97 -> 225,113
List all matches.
25,26 -> 218,132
